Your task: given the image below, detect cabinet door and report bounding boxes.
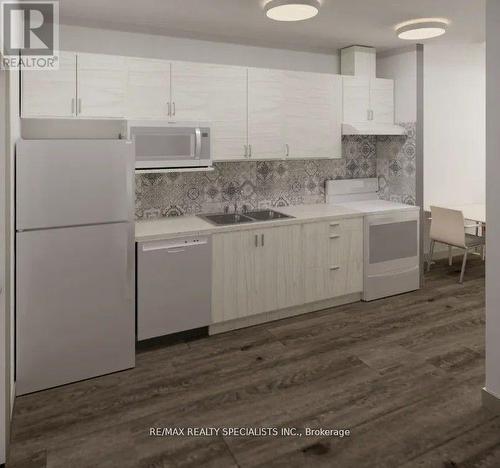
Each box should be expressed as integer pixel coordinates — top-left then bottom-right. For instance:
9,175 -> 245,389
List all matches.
329,218 -> 364,296
257,224 -> 303,313
302,218 -> 363,303
248,67 -> 286,160
77,53 -> 127,118
212,229 -> 260,323
342,76 -> 370,123
370,78 -> 394,124
21,51 -> 77,118
126,58 -> 170,119
171,61 -> 248,161
284,72 -> 342,159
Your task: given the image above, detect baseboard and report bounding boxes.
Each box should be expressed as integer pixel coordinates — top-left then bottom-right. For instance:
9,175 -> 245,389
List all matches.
209,293 -> 362,335
482,387 -> 500,414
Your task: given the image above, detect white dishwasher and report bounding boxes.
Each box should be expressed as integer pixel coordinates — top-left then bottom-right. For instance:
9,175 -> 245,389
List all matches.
137,235 -> 212,341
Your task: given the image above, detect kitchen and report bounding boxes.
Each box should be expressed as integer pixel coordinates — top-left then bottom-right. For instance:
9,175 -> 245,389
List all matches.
0,0 -> 494,466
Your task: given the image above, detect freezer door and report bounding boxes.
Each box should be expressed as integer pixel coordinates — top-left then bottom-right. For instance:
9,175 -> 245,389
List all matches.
16,222 -> 135,395
16,139 -> 133,230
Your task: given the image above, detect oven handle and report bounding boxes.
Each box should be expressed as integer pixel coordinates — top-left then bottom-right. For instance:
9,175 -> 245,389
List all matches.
195,128 -> 202,159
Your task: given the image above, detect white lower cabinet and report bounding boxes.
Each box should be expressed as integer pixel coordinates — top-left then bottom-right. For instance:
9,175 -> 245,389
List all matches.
212,224 -> 303,323
302,218 -> 363,303
212,218 -> 363,324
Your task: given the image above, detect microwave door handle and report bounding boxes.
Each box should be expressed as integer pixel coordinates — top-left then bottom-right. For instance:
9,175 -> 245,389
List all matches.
195,127 -> 202,159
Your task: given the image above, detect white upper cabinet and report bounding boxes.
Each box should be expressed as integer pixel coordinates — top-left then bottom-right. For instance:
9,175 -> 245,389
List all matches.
343,76 -> 395,124
126,58 -> 171,119
370,78 -> 394,124
171,62 -> 248,161
77,53 -> 127,118
21,50 -> 351,157
247,67 -> 286,160
343,76 -> 371,123
284,72 -> 342,159
21,51 -> 77,118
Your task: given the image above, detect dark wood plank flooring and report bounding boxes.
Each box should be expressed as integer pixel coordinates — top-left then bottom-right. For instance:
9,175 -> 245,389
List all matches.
8,257 -> 496,468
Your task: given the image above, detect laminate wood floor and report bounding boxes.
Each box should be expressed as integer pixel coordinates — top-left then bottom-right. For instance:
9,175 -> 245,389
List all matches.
9,257 -> 496,468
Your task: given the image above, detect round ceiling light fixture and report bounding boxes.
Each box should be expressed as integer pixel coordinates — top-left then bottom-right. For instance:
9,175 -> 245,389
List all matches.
395,18 -> 449,40
265,0 -> 320,22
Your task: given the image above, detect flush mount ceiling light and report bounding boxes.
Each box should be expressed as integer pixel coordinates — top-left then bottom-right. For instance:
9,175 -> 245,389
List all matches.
395,18 -> 449,40
265,0 -> 320,22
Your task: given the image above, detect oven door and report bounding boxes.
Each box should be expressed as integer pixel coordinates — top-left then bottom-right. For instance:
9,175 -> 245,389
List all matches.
364,210 -> 420,301
131,126 -> 208,169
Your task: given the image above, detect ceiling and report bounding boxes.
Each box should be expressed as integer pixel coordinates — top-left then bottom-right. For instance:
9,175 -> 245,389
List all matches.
57,0 -> 485,54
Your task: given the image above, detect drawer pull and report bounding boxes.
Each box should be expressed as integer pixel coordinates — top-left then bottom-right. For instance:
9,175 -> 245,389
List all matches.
329,234 -> 340,239
329,222 -> 340,227
330,266 -> 340,271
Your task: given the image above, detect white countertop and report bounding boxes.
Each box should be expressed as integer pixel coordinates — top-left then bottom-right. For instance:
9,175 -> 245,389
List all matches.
135,201 -> 419,242
333,199 -> 420,214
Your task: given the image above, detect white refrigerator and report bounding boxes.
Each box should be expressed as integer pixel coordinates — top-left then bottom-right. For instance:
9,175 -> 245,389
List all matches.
16,139 -> 135,395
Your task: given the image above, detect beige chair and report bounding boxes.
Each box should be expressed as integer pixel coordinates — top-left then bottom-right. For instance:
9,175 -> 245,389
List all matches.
427,206 -> 485,283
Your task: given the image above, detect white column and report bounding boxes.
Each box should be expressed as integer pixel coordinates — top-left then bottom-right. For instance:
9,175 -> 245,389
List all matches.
484,0 -> 500,409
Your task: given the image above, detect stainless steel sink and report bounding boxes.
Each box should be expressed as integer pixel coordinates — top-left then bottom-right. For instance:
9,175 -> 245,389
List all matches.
199,209 -> 294,226
245,210 -> 293,221
200,213 -> 254,226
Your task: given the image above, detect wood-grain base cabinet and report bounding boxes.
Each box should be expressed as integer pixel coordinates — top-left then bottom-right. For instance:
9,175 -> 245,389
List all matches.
212,225 -> 303,323
211,218 -> 364,324
302,218 -> 363,303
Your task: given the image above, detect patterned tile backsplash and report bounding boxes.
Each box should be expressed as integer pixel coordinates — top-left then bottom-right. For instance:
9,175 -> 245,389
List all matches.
135,128 -> 416,220
377,122 -> 417,205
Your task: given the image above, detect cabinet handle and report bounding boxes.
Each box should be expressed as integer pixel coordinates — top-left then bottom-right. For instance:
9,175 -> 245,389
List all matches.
255,234 -> 258,247
71,98 -> 75,115
167,102 -> 171,116
78,98 -> 82,115
172,101 -> 176,116
330,266 -> 340,271
329,222 -> 340,227
244,144 -> 248,158
329,234 -> 340,239
285,144 -> 290,157
249,144 -> 252,158
261,234 -> 264,246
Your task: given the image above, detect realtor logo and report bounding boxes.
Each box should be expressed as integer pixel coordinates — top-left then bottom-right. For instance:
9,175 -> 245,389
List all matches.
1,1 -> 59,70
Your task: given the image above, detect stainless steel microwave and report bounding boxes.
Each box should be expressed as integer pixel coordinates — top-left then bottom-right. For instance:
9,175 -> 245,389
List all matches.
127,121 -> 212,170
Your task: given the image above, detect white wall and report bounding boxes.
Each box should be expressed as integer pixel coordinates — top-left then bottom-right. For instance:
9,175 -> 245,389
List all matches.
377,46 -> 417,123
60,24 -> 339,73
424,42 -> 485,208
485,0 -> 500,402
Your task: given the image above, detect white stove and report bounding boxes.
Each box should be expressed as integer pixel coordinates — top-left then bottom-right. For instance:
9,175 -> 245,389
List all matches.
326,178 -> 420,301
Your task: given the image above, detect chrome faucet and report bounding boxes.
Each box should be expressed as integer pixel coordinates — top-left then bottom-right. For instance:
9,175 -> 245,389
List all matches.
224,205 -> 229,214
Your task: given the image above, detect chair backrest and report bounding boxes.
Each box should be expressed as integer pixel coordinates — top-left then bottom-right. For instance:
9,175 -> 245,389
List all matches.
430,206 -> 466,248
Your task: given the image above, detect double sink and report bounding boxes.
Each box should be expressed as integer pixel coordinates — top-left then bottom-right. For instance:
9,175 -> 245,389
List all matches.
199,209 -> 294,226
